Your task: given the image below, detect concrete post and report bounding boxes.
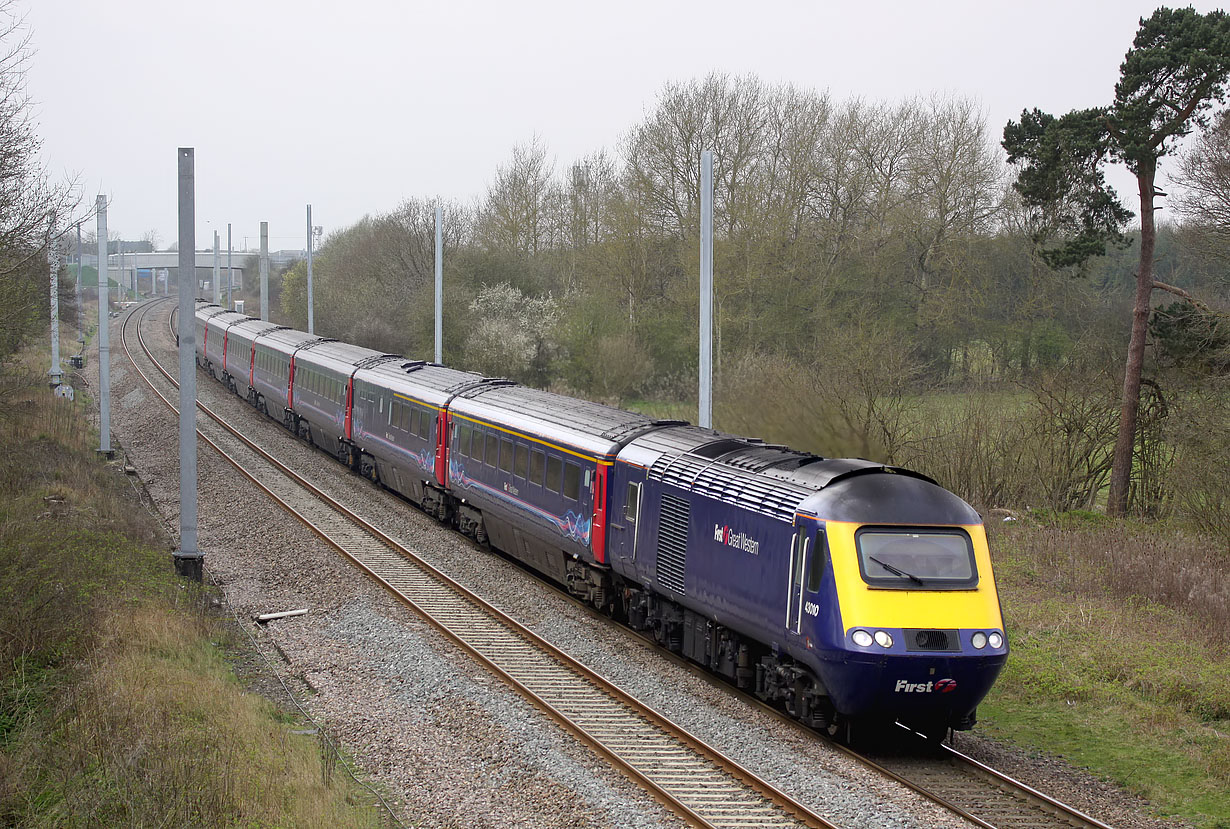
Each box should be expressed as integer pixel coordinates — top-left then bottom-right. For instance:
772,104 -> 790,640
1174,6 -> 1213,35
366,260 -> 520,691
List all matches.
175,148 -> 202,579
306,204 -> 314,334
96,195 -> 111,455
226,222 -> 233,310
260,221 -> 269,321
699,150 -> 713,430
435,205 -> 442,364
49,245 -> 62,387
213,232 -> 220,304
75,224 -> 84,345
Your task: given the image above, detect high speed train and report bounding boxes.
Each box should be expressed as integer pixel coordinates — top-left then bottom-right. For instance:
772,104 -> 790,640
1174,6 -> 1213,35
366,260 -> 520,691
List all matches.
195,301 -> 1008,740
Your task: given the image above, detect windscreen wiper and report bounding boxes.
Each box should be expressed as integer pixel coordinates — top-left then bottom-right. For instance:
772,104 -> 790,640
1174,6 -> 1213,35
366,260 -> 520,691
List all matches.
869,555 -> 925,586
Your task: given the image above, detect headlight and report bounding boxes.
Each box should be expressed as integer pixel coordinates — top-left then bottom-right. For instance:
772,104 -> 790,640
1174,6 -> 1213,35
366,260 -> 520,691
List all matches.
852,630 -> 873,647
988,631 -> 1003,649
971,631 -> 987,649
874,630 -> 893,648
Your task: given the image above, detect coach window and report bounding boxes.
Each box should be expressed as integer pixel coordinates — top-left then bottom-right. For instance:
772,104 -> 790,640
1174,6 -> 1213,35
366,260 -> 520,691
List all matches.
457,425 -> 471,457
471,428 -> 484,463
485,432 -> 499,468
417,409 -> 432,439
530,449 -> 545,486
499,438 -> 514,473
562,462 -> 580,501
514,444 -> 528,479
546,456 -> 562,493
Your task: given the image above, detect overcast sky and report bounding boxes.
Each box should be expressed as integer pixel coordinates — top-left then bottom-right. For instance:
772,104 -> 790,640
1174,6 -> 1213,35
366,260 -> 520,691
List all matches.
23,0 -> 1227,252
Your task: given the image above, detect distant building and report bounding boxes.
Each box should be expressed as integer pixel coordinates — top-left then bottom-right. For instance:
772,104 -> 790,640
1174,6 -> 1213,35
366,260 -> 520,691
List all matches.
271,249 -> 306,268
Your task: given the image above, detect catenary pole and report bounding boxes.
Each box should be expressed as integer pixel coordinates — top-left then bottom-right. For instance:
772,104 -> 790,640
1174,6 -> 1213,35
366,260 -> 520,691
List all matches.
434,205 -> 442,364
699,150 -> 714,430
260,221 -> 269,321
49,245 -> 61,387
175,148 -> 202,579
96,195 -> 111,455
306,204 -> 314,334
75,223 -> 83,345
226,222 -> 233,310
212,231 -> 220,304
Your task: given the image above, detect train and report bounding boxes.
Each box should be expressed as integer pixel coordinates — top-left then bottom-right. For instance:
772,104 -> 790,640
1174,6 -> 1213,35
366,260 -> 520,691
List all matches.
193,300 -> 1008,741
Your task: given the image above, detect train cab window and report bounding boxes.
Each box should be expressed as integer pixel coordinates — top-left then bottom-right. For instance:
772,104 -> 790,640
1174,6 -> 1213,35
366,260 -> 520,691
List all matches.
545,456 -> 562,493
855,528 -> 978,589
499,438 -> 514,473
562,462 -> 580,501
417,409 -> 432,439
624,483 -> 639,523
529,450 -> 545,486
806,531 -> 827,592
485,433 -> 499,467
514,444 -> 528,479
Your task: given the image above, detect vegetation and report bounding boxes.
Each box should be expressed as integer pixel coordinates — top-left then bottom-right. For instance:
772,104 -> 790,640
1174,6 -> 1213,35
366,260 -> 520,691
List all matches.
977,514 -> 1230,828
1003,6 -> 1230,517
0,346 -> 384,827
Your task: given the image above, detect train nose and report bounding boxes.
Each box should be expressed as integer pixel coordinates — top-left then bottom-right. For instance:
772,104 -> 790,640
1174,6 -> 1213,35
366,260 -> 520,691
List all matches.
822,651 -> 1006,725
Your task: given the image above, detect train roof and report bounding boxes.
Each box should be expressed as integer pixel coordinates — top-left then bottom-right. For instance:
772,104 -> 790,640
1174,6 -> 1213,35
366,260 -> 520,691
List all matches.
256,328 -> 323,353
798,470 -> 982,526
620,424 -> 973,525
356,360 -> 490,408
204,311 -> 250,330
293,340 -> 393,374
451,384 -> 676,460
226,319 -> 284,341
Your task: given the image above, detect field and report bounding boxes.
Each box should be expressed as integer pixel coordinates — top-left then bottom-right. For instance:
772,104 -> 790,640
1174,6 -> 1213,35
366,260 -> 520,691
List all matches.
982,516 -> 1230,828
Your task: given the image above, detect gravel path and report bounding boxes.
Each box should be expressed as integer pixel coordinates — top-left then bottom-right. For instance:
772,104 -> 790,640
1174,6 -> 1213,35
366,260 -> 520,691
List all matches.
90,300 -> 1190,829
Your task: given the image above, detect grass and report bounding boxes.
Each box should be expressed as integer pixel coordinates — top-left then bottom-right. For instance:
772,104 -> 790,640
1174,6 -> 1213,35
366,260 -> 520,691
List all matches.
0,351 -> 385,828
979,516 -> 1230,828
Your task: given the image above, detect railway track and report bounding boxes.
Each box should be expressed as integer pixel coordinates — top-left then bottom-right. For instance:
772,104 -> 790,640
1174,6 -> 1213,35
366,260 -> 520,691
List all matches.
127,299 -> 843,829
131,298 -> 1120,829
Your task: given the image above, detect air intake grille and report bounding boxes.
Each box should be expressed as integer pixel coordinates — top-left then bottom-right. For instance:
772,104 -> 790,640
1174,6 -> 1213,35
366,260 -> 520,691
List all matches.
903,629 -> 960,652
649,454 -> 808,522
656,494 -> 689,594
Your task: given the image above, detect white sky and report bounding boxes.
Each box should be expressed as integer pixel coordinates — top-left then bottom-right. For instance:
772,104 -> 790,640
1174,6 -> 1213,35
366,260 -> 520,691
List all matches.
23,0 -> 1226,251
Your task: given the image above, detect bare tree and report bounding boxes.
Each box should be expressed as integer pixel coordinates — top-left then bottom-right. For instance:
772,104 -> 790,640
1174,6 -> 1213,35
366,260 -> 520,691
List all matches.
0,2 -> 78,363
479,136 -> 555,255
1171,109 -> 1230,251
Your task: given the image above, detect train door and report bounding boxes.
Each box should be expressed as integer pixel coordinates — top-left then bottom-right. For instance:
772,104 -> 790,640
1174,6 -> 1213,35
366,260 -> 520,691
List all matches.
608,462 -> 647,572
786,525 -> 814,639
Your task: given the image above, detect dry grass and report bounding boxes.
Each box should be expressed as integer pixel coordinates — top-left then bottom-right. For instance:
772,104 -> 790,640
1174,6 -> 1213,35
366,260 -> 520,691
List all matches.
0,365 -> 382,828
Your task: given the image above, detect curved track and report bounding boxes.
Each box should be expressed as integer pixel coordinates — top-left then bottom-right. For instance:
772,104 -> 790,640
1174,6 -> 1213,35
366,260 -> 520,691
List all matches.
128,299 -> 842,829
